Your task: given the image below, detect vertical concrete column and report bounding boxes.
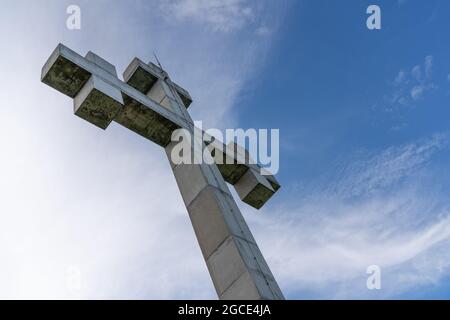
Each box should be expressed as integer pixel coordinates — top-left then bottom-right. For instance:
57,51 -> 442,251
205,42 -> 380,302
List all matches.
151,75 -> 284,300
165,140 -> 284,299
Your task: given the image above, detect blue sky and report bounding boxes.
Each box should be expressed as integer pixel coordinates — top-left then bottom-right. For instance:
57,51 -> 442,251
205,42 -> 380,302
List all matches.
0,0 -> 449,299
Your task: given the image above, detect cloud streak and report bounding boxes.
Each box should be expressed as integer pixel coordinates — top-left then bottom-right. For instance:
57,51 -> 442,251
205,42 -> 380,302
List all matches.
159,0 -> 255,33
247,134 -> 450,299
384,55 -> 436,112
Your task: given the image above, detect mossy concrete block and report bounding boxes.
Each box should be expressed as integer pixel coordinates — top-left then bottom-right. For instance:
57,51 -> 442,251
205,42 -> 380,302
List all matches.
234,169 -> 276,210
74,75 -> 124,130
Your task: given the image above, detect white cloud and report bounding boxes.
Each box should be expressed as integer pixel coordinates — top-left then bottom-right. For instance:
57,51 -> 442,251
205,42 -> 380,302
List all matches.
424,55 -> 433,78
411,85 -> 426,100
324,134 -> 446,198
411,65 -> 422,82
255,25 -> 272,36
394,70 -> 407,86
143,0 -> 286,129
159,0 -> 255,33
385,55 -> 436,111
247,134 -> 450,298
4,1 -> 449,301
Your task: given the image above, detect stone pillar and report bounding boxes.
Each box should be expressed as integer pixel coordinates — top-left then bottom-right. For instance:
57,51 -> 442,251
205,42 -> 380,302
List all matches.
149,72 -> 284,300
165,140 -> 284,299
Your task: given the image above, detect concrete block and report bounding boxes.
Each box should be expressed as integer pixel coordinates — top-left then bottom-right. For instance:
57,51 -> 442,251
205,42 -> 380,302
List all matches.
172,164 -> 212,207
206,236 -> 247,295
232,237 -> 270,277
165,141 -> 179,169
217,192 -> 257,245
187,186 -> 241,259
205,139 -> 249,184
160,96 -> 178,112
233,238 -> 284,299
146,79 -> 179,113
42,44 -> 188,133
114,95 -> 181,147
176,167 -> 208,205
165,132 -> 232,198
250,270 -> 282,300
234,169 -> 275,210
85,51 -> 117,77
41,44 -> 91,98
123,58 -> 192,108
146,79 -> 167,105
74,75 -> 124,129
123,58 -> 158,94
216,163 -> 249,185
219,271 -> 261,300
209,236 -> 284,299
249,271 -> 285,300
204,137 -> 281,196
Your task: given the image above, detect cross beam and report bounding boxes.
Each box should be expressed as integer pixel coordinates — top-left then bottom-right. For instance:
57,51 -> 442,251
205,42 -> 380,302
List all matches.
41,44 -> 284,300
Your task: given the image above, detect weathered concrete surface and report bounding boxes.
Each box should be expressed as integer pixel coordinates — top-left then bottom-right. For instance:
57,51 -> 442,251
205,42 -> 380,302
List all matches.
166,148 -> 284,299
85,51 -> 117,77
234,169 -> 276,210
41,44 -> 285,300
204,140 -> 280,209
162,77 -> 284,299
41,44 -> 188,147
41,44 -> 280,196
205,139 -> 250,184
41,46 -> 91,98
123,57 -> 192,108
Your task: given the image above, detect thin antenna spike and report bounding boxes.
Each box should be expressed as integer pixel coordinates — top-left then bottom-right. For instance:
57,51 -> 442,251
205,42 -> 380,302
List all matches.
153,51 -> 164,71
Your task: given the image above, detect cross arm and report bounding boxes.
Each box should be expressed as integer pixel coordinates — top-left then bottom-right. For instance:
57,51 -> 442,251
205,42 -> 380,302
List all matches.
41,44 -> 190,147
41,44 -> 281,210
120,55 -> 281,209
203,136 -> 280,209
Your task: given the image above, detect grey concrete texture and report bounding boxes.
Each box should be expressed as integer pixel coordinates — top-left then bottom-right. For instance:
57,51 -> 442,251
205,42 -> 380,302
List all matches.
123,57 -> 192,108
41,44 -> 189,147
74,75 -> 123,130
234,168 -> 276,210
42,44 -> 280,207
182,184 -> 284,299
213,238 -> 284,300
86,51 -> 117,77
41,44 -> 285,300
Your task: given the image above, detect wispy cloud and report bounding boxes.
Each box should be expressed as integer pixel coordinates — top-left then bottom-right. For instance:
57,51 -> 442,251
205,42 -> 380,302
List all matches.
384,55 -> 436,112
246,134 -> 450,298
159,0 -> 256,33
325,133 -> 446,198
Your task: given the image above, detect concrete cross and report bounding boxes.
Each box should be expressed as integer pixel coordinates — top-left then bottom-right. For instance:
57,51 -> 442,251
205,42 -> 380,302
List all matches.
41,44 -> 284,300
